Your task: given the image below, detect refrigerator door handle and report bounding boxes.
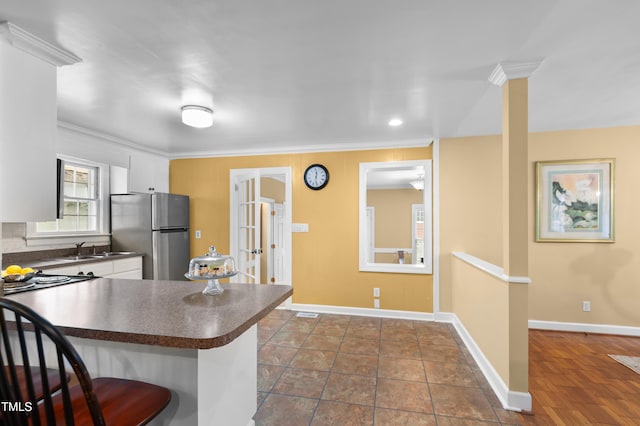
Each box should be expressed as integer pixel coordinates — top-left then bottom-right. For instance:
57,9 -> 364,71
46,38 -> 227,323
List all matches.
157,227 -> 189,233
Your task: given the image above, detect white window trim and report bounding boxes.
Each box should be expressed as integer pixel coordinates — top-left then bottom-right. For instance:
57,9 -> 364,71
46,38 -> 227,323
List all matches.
25,155 -> 111,246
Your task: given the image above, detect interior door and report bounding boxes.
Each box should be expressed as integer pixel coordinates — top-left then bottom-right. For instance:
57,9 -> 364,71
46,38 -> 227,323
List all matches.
233,171 -> 261,283
272,203 -> 286,284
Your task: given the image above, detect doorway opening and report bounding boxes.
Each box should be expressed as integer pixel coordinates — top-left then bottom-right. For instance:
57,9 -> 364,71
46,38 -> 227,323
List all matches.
229,167 -> 292,292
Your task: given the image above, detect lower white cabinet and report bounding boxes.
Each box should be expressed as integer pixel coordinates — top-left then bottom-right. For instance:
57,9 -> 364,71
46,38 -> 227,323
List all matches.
43,256 -> 142,279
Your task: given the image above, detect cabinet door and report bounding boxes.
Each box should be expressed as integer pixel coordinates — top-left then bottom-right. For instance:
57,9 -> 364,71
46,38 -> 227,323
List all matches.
129,152 -> 169,193
0,42 -> 57,222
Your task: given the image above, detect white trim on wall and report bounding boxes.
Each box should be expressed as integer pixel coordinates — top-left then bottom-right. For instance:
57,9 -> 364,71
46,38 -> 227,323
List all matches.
451,313 -> 532,412
529,320 -> 640,337
452,251 -> 531,284
290,303 -> 435,322
432,138 -> 441,315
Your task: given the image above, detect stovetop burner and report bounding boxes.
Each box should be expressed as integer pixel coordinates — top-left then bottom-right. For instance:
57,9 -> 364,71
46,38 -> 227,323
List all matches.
3,273 -> 98,295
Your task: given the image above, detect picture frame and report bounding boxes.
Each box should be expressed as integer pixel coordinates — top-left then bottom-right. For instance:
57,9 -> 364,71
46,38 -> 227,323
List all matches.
536,158 -> 615,242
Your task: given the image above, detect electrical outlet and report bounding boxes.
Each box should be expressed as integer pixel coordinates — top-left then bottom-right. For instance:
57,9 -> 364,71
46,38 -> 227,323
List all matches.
374,299 -> 380,309
582,301 -> 591,312
195,230 -> 201,239
373,288 -> 380,297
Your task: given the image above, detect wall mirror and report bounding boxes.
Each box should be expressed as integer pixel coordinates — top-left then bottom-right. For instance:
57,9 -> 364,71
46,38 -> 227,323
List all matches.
359,160 -> 432,274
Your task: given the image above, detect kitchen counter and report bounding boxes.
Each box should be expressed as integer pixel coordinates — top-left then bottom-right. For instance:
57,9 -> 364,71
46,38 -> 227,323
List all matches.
8,277 -> 292,348
25,251 -> 144,270
6,278 -> 293,425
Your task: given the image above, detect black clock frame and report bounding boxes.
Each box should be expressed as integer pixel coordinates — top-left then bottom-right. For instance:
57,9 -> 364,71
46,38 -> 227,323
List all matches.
303,163 -> 329,190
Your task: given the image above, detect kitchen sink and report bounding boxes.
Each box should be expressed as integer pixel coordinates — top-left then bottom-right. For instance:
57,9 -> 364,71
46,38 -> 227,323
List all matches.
47,252 -> 136,262
92,251 -> 136,257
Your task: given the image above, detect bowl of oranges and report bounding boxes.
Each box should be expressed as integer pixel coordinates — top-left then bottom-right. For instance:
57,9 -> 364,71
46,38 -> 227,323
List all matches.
1,265 -> 36,283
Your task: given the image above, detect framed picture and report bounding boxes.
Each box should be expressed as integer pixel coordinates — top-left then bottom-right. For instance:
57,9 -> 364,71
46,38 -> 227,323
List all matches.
536,159 -> 615,242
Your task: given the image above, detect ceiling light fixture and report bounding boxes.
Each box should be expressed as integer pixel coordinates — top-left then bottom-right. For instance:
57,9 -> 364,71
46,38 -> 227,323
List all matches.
181,105 -> 213,128
388,118 -> 403,127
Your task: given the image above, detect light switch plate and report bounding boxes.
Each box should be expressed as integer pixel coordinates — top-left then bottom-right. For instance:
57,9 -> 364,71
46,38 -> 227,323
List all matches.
292,223 -> 309,233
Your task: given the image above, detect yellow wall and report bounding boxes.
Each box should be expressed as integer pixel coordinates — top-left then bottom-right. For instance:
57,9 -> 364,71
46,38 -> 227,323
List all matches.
440,125 -> 640,327
368,188 -> 422,264
529,126 -> 640,326
439,135 -> 503,312
170,146 -> 433,312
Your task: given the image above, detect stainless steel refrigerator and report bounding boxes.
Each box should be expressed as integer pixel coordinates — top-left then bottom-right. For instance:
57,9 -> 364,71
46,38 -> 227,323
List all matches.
110,193 -> 190,280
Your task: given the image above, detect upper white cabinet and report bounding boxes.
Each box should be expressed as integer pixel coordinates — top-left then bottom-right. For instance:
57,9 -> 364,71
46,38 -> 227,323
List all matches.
0,23 -> 81,222
129,151 -> 169,193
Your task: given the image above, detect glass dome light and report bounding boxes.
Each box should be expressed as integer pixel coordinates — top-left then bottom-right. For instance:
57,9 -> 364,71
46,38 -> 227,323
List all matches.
181,105 -> 214,128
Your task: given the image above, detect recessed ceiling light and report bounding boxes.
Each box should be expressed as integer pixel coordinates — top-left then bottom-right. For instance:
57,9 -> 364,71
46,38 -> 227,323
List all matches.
181,105 -> 214,128
388,118 -> 403,127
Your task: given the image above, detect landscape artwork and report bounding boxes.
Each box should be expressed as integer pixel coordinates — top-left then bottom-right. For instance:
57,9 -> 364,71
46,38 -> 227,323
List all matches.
536,159 -> 614,242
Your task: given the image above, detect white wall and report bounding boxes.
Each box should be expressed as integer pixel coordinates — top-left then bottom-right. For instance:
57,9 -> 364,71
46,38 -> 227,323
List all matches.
1,123 -> 169,254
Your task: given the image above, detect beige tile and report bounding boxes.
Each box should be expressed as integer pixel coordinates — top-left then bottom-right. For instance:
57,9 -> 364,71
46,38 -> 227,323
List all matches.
423,361 -> 478,387
272,368 -> 329,399
379,339 -> 421,359
374,408 -> 436,425
340,337 -> 379,356
435,416 -> 499,425
258,344 -> 298,366
313,322 -> 348,337
375,378 -> 432,413
254,394 -> 318,426
289,348 -> 337,371
302,334 -> 343,351
332,353 -> 378,377
380,328 -> 418,343
280,319 -> 317,334
420,343 -> 466,364
321,373 -> 377,406
257,364 -> 285,392
378,357 -> 426,382
349,316 -> 381,328
268,330 -> 309,348
345,325 -> 381,340
429,384 -> 498,422
311,400 -> 374,426
264,309 -> 295,321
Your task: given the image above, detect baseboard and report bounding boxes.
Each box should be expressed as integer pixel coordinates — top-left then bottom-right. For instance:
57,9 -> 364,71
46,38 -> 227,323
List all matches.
451,314 -> 532,412
290,303 -> 435,322
529,320 -> 640,337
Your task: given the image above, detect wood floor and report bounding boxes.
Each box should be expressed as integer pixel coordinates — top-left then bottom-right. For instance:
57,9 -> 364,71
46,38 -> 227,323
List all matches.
524,330 -> 640,425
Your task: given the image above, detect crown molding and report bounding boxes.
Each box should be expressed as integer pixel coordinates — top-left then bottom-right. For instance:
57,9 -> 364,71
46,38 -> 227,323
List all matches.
170,138 -> 434,160
488,59 -> 543,87
0,21 -> 81,66
57,121 -> 168,157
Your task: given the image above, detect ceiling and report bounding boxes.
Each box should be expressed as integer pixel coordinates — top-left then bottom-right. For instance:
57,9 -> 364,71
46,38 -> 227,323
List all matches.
2,1 -> 640,158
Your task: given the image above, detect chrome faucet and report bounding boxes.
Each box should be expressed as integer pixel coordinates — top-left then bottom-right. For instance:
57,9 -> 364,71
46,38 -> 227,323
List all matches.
75,242 -> 86,256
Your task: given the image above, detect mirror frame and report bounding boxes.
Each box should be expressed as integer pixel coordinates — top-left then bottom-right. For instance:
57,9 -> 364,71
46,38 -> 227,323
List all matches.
359,159 -> 433,274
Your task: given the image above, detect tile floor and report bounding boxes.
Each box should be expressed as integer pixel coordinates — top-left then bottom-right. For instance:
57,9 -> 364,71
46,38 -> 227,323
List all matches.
255,309 -> 530,425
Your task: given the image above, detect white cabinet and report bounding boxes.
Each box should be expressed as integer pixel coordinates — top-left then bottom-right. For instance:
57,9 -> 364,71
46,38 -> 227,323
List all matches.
43,256 -> 142,279
0,37 -> 57,222
129,152 -> 169,193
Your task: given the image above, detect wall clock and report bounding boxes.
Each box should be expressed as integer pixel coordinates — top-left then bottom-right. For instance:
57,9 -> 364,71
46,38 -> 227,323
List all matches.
303,164 -> 329,190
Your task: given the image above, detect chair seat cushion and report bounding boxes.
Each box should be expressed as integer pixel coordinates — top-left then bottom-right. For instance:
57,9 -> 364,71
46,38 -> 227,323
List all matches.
39,377 -> 171,425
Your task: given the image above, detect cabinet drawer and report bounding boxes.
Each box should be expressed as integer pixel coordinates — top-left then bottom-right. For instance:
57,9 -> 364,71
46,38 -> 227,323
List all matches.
42,265 -> 82,275
80,262 -> 113,277
112,257 -> 142,274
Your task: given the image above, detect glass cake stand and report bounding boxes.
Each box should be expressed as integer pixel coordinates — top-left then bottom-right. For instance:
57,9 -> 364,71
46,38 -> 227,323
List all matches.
184,271 -> 238,295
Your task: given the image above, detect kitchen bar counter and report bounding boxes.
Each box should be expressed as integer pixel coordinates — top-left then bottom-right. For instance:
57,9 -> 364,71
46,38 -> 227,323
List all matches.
8,277 -> 291,348
7,278 -> 293,426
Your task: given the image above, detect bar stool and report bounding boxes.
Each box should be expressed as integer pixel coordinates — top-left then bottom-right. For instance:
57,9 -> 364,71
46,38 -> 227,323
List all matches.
0,298 -> 171,425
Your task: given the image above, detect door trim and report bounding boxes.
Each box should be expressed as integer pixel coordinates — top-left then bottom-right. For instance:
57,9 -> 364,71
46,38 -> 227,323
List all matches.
230,167 -> 292,294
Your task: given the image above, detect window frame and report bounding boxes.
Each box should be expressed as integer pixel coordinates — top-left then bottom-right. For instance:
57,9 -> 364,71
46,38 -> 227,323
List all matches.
25,155 -> 110,246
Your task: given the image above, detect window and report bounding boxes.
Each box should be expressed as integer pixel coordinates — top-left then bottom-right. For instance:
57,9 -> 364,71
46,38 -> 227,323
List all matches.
30,157 -> 108,239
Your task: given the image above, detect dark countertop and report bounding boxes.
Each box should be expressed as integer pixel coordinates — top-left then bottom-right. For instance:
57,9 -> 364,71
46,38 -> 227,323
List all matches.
6,278 -> 292,349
